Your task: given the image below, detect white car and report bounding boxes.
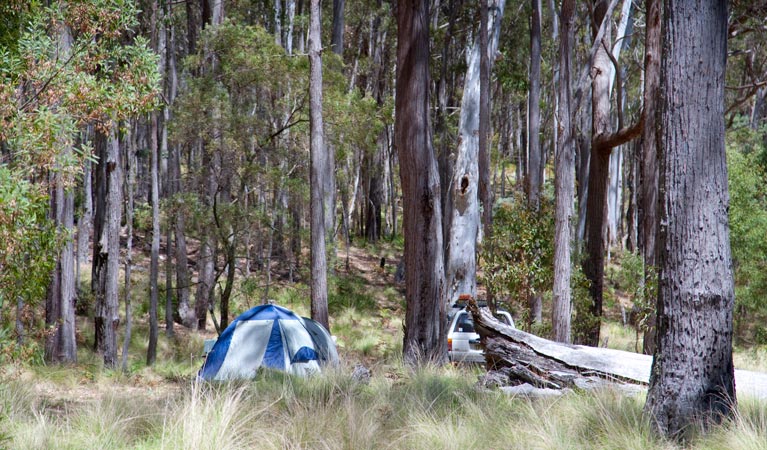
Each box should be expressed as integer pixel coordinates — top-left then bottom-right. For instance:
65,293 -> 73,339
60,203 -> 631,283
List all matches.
447,307 -> 514,363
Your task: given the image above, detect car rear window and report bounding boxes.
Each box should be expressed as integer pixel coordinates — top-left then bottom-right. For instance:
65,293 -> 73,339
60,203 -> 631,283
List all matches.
453,313 -> 475,333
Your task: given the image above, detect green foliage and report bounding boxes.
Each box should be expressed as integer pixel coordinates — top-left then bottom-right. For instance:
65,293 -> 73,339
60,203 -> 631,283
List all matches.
1,0 -> 160,174
328,274 -> 377,315
604,251 -> 657,338
571,256 -> 600,345
726,123 -> 767,344
0,167 -> 60,361
480,190 -> 554,327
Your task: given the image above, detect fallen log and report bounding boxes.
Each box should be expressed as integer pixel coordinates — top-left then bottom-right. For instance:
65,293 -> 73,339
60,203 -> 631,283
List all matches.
467,299 -> 767,399
467,299 -> 647,392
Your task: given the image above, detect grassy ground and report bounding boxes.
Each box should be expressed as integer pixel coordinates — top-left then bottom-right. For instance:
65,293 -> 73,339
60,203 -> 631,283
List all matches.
3,360 -> 767,449
3,243 -> 767,448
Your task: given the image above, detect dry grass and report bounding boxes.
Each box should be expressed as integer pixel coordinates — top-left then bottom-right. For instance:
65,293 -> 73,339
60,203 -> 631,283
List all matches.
2,361 -> 767,450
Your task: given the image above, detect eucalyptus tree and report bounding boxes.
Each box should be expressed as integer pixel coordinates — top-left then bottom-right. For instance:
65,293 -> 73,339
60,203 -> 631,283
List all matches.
551,0 -> 575,343
639,0 -> 662,354
581,0 -> 643,346
397,0 -> 447,365
644,0 -> 735,437
309,0 -> 329,329
445,0 -> 506,306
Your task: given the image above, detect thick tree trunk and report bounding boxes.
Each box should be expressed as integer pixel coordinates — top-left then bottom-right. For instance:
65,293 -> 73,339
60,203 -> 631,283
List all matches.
640,0 -> 662,355
397,0 -> 447,365
446,0 -> 505,305
551,0 -> 575,344
644,0 -> 735,437
309,0 -> 329,330
147,113 -> 161,366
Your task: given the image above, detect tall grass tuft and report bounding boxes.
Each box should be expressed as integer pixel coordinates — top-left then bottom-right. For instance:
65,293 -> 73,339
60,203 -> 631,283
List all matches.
160,382 -> 267,449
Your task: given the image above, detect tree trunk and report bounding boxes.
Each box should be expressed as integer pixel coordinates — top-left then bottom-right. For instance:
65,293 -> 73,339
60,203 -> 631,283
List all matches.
309,0 -> 329,330
478,0 -> 492,239
297,0 -> 306,54
525,0 -> 544,324
606,147 -> 623,247
45,21 -> 77,364
551,0 -> 575,344
194,0 -> 224,330
625,139 -> 638,252
274,0 -> 282,46
195,231 -> 216,330
640,0 -> 662,355
436,0 -> 457,262
76,155 -> 92,296
581,0 -> 643,346
331,0 -> 345,55
173,150 -> 194,327
219,233 -> 236,330
94,125 -> 121,368
396,0 -> 447,366
286,0 -> 296,55
147,113 -> 160,366
45,163 -> 77,363
165,216 -> 174,336
446,0 -> 506,305
121,124 -> 136,372
90,129 -> 105,352
644,0 -> 735,437
527,0 -> 543,208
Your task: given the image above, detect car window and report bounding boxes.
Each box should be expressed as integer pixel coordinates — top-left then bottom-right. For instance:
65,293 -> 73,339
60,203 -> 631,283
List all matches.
453,313 -> 475,333
494,313 -> 511,326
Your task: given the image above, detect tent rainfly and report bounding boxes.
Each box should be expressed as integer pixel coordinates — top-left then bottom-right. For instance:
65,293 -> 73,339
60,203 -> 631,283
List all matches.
199,304 -> 339,380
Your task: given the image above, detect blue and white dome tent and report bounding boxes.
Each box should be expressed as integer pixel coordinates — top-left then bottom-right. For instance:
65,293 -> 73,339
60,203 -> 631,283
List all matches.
199,304 -> 339,381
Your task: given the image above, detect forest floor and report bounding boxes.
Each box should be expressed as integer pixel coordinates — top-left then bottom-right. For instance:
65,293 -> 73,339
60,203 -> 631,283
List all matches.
5,242 -> 767,448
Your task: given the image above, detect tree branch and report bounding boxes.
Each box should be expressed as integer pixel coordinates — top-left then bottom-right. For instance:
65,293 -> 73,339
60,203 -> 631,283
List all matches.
594,111 -> 644,151
602,39 -> 624,131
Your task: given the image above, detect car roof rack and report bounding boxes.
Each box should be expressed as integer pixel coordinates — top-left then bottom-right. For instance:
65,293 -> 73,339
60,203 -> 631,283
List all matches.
451,295 -> 488,309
